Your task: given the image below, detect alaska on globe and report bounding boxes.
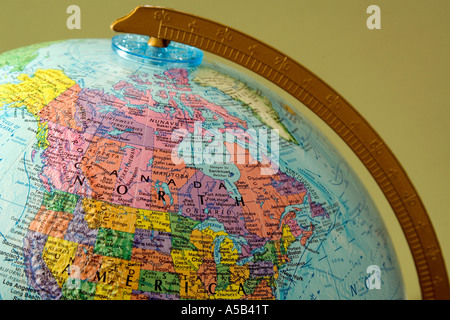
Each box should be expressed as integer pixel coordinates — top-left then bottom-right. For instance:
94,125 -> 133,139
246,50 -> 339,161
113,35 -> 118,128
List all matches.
0,18 -> 404,300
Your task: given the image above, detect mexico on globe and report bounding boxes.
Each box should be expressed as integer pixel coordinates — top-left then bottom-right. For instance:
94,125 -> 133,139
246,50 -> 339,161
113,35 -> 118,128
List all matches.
0,5 -> 447,303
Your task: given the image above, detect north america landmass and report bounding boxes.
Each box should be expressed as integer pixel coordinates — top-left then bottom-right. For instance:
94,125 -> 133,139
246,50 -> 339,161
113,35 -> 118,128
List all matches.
0,58 -> 333,300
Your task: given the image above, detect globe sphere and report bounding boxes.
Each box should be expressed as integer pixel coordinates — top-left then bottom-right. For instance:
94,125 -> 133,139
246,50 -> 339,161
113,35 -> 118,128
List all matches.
0,35 -> 404,300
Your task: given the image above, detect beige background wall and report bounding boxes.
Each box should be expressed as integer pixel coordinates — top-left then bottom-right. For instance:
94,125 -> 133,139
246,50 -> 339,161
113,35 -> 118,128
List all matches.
1,0 -> 449,299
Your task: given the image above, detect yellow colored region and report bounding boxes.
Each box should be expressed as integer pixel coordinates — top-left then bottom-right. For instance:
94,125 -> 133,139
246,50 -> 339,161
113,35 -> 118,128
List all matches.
214,283 -> 245,299
189,228 -> 214,258
202,227 -> 227,239
36,121 -> 49,149
94,282 -> 132,300
0,69 -> 75,116
0,69 -> 75,149
171,249 -> 203,271
96,256 -> 141,291
82,198 -> 138,233
135,209 -> 170,232
219,238 -> 239,265
281,224 -> 296,251
191,227 -> 240,265
42,236 -> 78,287
273,265 -> 279,281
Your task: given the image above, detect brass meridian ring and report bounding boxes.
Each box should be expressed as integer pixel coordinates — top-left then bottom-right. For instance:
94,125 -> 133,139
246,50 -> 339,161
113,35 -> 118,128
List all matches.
111,5 -> 449,300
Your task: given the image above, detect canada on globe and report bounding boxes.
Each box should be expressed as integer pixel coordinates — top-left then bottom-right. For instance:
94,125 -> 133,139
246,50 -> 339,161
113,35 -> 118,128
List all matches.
0,31 -> 404,300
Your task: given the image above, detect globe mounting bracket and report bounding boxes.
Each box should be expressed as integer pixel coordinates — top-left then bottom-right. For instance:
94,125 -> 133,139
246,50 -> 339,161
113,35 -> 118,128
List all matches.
111,5 -> 450,299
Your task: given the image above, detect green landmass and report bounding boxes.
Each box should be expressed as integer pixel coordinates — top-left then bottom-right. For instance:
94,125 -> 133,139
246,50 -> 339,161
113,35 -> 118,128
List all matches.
138,269 -> 181,294
0,41 -> 58,72
43,189 -> 80,213
93,228 -> 134,260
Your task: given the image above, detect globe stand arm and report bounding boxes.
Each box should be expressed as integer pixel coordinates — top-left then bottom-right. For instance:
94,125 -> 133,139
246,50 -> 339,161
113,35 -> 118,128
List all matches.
111,5 -> 450,300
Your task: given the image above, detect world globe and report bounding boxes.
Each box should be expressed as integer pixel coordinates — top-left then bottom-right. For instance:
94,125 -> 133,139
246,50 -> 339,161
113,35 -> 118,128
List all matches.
0,7 -> 414,301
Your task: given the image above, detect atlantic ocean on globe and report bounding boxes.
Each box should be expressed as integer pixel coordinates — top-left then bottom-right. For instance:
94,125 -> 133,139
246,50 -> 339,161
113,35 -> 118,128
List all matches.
0,34 -> 404,300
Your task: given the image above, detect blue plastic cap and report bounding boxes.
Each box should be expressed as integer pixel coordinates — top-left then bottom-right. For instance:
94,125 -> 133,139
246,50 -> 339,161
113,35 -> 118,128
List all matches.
112,34 -> 203,67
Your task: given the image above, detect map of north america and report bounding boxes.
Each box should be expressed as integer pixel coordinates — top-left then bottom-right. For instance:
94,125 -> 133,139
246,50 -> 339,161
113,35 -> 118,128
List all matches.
0,40 -> 404,300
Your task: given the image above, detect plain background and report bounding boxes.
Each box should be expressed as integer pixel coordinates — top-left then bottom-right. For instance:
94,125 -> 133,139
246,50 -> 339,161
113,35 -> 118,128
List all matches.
1,0 -> 449,300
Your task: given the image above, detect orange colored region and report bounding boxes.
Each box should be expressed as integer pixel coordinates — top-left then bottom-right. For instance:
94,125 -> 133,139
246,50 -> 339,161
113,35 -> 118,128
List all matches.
282,104 -> 296,115
80,136 -> 125,202
247,279 -> 276,300
300,224 -> 315,246
72,244 -> 103,281
150,148 -> 197,212
196,259 -> 217,297
131,247 -> 175,273
94,256 -> 141,291
29,205 -> 72,238
230,264 -> 250,287
224,141 -> 307,240
39,84 -> 82,130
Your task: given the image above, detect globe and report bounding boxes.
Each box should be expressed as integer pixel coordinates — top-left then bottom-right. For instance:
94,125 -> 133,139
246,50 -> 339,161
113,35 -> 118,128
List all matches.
0,31 -> 404,300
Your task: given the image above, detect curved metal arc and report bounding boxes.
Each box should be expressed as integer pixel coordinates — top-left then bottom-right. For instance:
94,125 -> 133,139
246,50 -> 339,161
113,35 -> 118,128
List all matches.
112,5 -> 450,300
